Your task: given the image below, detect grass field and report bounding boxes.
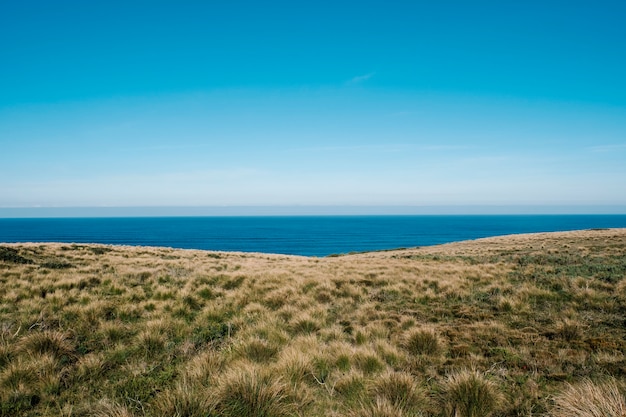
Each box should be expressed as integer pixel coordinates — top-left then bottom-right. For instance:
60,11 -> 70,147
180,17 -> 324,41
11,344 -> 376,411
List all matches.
1,229 -> 625,416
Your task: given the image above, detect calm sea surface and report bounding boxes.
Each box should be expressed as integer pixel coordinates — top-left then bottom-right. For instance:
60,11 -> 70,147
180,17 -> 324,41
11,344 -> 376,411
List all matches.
1,215 -> 626,256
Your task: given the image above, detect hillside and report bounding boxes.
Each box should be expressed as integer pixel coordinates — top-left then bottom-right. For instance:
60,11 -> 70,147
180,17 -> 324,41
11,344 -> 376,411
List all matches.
1,229 -> 626,416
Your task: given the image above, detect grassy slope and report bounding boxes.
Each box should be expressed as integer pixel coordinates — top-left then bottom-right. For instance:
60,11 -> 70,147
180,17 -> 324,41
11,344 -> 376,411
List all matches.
1,229 -> 625,416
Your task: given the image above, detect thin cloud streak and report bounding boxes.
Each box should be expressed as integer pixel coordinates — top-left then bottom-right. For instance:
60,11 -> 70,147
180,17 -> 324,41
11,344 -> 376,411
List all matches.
589,144 -> 626,152
286,144 -> 473,153
347,72 -> 375,85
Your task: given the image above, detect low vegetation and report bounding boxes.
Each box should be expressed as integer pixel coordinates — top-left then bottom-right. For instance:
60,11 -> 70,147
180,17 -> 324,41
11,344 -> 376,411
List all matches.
0,229 -> 625,416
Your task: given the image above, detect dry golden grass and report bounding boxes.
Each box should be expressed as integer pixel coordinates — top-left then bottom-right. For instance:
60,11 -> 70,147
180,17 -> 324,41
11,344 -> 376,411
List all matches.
439,369 -> 503,417
0,228 -> 625,416
550,377 -> 626,417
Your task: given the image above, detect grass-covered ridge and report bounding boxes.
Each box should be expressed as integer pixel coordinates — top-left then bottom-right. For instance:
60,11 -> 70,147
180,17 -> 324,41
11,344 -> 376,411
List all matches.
1,229 -> 625,416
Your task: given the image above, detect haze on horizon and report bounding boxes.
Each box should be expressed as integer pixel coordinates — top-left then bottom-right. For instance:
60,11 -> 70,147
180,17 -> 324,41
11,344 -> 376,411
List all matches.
1,1 -> 625,215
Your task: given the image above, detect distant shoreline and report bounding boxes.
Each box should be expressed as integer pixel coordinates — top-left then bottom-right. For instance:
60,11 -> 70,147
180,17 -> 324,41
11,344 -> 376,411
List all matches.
3,226 -> 626,258
2,216 -> 626,256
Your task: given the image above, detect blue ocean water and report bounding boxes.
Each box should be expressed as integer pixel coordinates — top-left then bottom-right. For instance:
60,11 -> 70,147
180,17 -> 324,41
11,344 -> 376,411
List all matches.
1,215 -> 626,257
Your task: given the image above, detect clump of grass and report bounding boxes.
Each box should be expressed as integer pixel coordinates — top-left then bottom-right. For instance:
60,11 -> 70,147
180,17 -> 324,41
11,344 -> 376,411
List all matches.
0,344 -> 13,369
335,353 -> 352,371
349,398 -> 404,417
354,352 -> 385,375
183,350 -> 224,385
0,354 -> 59,413
192,320 -> 231,348
222,275 -> 245,290
334,371 -> 366,403
80,398 -> 134,417
354,329 -> 367,345
0,390 -> 42,417
369,371 -> 426,412
40,260 -> 74,269
151,379 -> 212,417
374,340 -> 406,369
74,353 -> 109,383
89,246 -> 112,255
310,356 -> 332,385
550,378 -> 626,417
235,337 -> 280,363
136,330 -> 166,357
556,319 -> 583,342
263,289 -> 293,310
211,365 -> 300,417
0,357 -> 37,392
314,288 -> 332,303
276,346 -> 313,385
403,328 -> 441,356
99,322 -> 132,347
182,294 -> 203,310
290,316 -> 320,335
440,369 -> 502,417
33,353 -> 62,397
197,286 -> 218,300
18,330 -> 75,361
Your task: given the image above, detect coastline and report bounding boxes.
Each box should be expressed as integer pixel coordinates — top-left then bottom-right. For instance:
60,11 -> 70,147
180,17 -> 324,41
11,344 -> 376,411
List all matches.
2,215 -> 626,256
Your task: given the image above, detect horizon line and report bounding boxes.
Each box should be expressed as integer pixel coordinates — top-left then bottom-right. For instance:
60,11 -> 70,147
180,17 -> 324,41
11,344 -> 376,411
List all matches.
1,205 -> 626,218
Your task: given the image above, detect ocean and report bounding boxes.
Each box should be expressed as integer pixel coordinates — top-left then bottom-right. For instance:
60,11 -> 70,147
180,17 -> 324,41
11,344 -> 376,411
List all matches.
1,215 -> 626,257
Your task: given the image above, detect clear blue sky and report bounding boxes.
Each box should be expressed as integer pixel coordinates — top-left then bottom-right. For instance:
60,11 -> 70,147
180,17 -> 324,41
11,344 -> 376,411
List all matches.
1,1 -> 625,214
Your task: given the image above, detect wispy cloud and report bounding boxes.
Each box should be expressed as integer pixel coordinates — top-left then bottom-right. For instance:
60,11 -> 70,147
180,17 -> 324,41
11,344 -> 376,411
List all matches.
388,111 -> 415,117
589,144 -> 626,152
287,144 -> 472,153
294,144 -> 404,153
346,72 -> 375,85
132,144 -> 212,152
420,145 -> 472,151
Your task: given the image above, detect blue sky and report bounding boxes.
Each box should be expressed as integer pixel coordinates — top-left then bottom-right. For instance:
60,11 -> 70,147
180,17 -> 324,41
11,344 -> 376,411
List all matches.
1,1 -> 625,214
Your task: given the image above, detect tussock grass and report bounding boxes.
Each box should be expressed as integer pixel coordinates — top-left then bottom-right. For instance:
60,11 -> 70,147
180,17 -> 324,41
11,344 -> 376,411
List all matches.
74,352 -> 108,382
276,344 -> 313,385
354,352 -> 385,375
18,330 -> 75,360
234,336 -> 280,363
334,370 -> 366,403
403,328 -> 442,356
369,370 -> 427,412
80,398 -> 134,417
349,398 -> 406,417
211,364 -> 300,417
150,379 -> 211,417
440,369 -> 503,417
0,229 -> 625,416
550,377 -> 626,417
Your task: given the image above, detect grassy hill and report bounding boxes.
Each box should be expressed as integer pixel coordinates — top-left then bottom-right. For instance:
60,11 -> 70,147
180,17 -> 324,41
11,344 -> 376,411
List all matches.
1,229 -> 625,416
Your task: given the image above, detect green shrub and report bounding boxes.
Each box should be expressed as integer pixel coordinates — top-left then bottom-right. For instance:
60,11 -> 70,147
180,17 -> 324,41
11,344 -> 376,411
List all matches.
40,260 -> 74,269
0,247 -> 33,264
